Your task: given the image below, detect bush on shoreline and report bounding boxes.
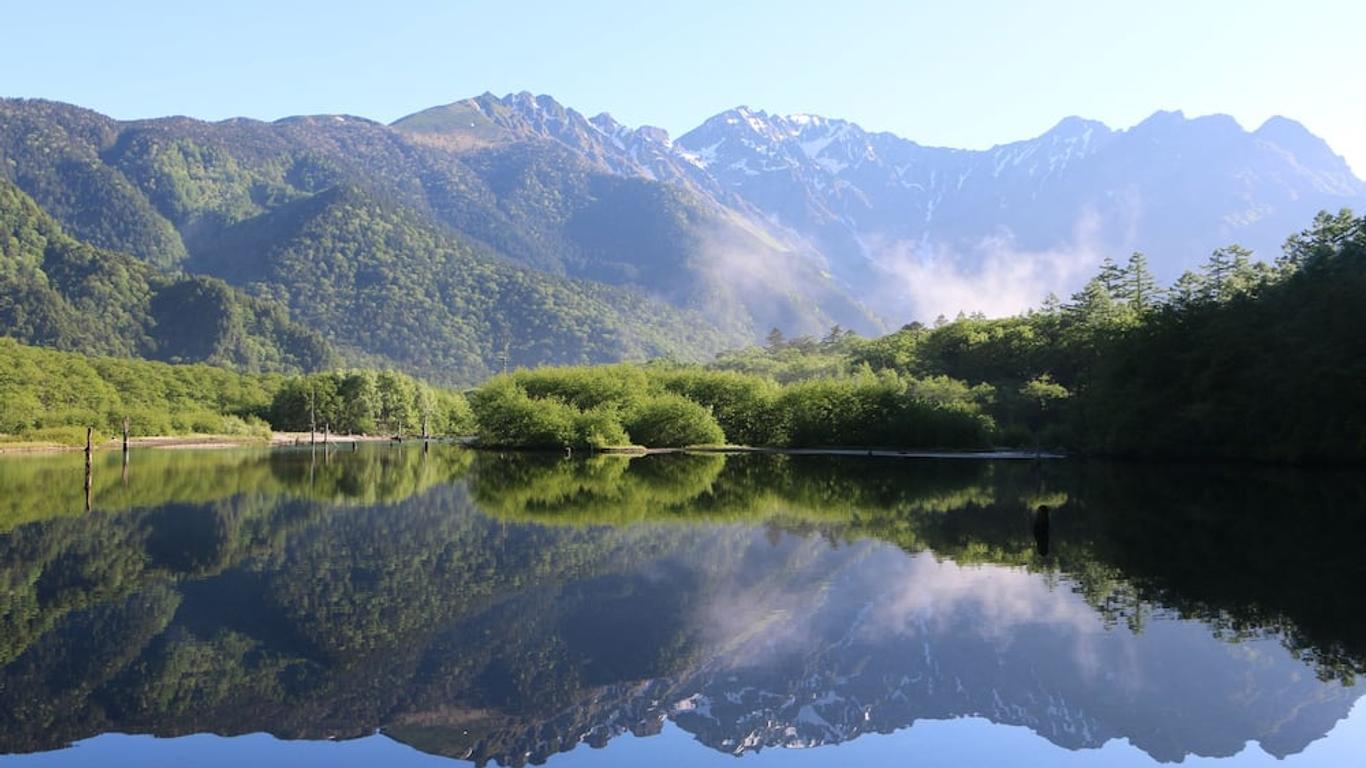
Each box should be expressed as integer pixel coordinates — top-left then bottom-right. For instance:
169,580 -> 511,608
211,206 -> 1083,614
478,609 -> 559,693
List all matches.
465,365 -> 994,450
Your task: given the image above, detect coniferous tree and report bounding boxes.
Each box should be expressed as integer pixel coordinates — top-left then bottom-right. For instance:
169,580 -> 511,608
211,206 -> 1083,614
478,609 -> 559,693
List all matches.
1040,292 -> 1063,315
821,325 -> 847,349
1122,252 -> 1162,311
1201,246 -> 1255,302
1168,271 -> 1207,309
1098,256 -> 1125,295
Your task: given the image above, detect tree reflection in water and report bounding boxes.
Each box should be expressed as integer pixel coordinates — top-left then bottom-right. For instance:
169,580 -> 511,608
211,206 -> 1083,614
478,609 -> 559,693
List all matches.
0,446 -> 1362,765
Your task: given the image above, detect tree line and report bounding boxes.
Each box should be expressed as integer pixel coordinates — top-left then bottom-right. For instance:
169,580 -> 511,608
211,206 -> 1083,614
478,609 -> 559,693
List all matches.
0,338 -> 474,446
704,209 -> 1366,463
5,209 -> 1361,461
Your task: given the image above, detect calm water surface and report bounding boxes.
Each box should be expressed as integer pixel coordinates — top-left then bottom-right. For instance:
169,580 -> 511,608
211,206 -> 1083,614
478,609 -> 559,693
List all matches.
1,446 -> 1362,766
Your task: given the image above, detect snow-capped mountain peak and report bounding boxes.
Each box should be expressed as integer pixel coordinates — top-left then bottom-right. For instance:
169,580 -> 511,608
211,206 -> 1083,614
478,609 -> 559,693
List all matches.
394,96 -> 1366,322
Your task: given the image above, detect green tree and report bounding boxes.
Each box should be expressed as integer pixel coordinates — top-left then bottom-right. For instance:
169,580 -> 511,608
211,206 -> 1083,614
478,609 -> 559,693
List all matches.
1121,252 -> 1162,311
1167,271 -> 1206,309
1098,256 -> 1125,295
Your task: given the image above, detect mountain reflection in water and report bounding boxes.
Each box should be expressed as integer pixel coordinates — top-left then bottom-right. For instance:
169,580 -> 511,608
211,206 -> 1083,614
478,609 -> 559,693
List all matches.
0,446 -> 1362,766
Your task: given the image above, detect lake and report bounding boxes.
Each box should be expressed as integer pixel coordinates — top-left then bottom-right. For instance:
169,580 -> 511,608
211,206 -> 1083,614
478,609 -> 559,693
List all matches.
1,445 -> 1362,767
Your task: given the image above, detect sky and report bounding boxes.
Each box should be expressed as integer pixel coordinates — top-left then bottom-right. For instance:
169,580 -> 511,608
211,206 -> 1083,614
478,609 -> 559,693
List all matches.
2,0 -> 1363,174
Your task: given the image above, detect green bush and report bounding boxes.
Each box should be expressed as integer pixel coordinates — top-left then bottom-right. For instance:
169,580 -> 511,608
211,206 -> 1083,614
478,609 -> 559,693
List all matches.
651,368 -> 784,445
624,394 -> 725,447
512,365 -> 652,412
469,380 -> 578,448
464,363 -> 995,450
573,406 -> 631,448
219,415 -> 273,439
22,426 -> 106,447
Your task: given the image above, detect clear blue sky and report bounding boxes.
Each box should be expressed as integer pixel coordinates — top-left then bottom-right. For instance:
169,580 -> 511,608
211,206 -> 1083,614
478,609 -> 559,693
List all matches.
2,0 -> 1362,173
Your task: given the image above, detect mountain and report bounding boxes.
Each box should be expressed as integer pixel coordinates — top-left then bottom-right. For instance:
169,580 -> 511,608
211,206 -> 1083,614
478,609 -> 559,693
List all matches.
2,94 -> 1361,377
391,94 -> 880,335
395,94 -> 1365,319
0,99 -> 764,381
0,98 -> 879,361
0,178 -> 333,372
673,107 -> 1366,314
189,183 -> 736,379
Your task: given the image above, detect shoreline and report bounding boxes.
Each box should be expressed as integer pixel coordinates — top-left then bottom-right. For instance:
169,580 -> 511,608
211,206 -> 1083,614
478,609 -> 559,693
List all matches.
0,434 -> 1061,460
476,444 -> 1065,460
0,432 -> 405,455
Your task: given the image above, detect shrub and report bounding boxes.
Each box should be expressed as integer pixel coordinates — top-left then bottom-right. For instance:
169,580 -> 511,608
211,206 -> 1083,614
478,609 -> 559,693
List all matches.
23,426 -> 106,447
573,406 -> 630,448
219,415 -> 273,439
470,380 -> 577,448
513,365 -> 652,411
435,390 -> 476,435
652,369 -> 784,445
624,394 -> 725,447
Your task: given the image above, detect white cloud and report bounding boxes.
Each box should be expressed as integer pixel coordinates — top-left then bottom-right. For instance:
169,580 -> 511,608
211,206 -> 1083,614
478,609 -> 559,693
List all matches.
867,214 -> 1107,323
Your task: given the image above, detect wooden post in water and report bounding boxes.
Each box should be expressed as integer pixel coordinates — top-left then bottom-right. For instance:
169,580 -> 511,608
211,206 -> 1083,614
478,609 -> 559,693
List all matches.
84,426 -> 93,512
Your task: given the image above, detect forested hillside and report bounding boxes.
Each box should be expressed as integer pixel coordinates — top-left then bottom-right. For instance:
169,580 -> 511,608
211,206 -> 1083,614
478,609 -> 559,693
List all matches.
188,183 -> 735,380
0,179 -> 333,372
0,98 -> 871,363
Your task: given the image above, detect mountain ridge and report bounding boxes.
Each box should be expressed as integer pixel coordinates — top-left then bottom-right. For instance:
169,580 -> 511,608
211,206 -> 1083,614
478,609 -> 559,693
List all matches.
3,92 -> 1364,380
398,93 -> 1365,316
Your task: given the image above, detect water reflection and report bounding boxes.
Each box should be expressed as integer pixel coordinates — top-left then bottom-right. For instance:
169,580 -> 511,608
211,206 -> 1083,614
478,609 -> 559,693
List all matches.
0,447 -> 1362,765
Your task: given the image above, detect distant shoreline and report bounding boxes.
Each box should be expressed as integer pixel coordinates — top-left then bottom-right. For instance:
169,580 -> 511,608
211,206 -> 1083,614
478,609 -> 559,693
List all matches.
0,435 -> 1062,460
473,444 -> 1064,460
0,432 -> 401,455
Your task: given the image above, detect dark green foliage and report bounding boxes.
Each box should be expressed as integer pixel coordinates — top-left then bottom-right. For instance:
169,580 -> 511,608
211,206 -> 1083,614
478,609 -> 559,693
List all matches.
0,179 -> 333,372
675,210 -> 1366,462
1078,211 -> 1366,463
190,185 -> 733,382
0,100 -> 188,267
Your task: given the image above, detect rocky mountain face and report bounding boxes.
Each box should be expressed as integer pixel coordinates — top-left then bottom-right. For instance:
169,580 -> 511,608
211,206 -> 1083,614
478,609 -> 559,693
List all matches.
400,93 -> 1366,320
